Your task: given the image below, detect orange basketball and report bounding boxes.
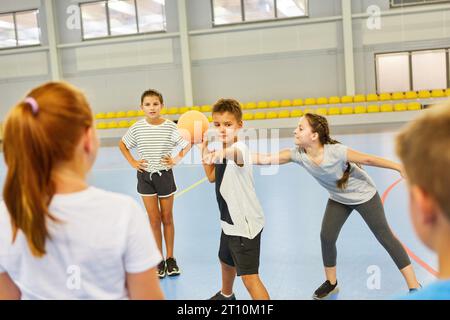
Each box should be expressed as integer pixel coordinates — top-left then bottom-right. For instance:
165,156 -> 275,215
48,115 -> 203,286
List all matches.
177,110 -> 210,144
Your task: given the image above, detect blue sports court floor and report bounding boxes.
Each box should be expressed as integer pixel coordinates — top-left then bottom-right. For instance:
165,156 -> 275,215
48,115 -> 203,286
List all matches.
0,130 -> 437,300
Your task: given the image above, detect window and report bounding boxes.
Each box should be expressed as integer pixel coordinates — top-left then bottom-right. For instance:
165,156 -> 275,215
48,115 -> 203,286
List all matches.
0,9 -> 40,48
376,49 -> 450,93
137,0 -> 166,33
80,0 -> 166,40
212,0 -> 308,26
108,0 -> 138,36
81,1 -> 109,39
411,50 -> 447,91
244,0 -> 275,22
390,0 -> 450,7
376,53 -> 411,93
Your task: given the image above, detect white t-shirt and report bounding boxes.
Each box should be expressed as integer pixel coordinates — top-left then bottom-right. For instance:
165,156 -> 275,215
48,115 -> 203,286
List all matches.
216,141 -> 265,239
0,187 -> 162,300
290,144 -> 377,205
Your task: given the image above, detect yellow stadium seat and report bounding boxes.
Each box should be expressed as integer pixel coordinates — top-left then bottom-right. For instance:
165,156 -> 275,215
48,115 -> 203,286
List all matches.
379,93 -> 392,101
290,110 -> 303,118
191,106 -> 201,112
118,120 -> 129,128
95,112 -> 106,120
292,99 -> 304,106
341,96 -> 353,104
328,107 -> 340,115
354,95 -> 366,103
278,110 -> 290,118
179,107 -> 190,114
137,110 -> 145,116
96,122 -> 107,129
316,108 -> 328,116
107,121 -> 118,129
317,97 -> 328,105
160,109 -> 167,115
201,105 -> 212,112
167,107 -> 178,115
407,102 -> 421,111
126,110 -> 138,117
341,106 -> 353,115
354,106 -> 367,114
280,100 -> 292,107
266,111 -> 278,119
116,111 -> 126,118
431,89 -> 445,98
257,101 -> 268,109
394,103 -> 407,112
207,115 -> 213,122
446,89 -> 450,97
418,90 -> 431,99
269,100 -> 280,108
392,92 -> 405,100
366,94 -> 379,102
304,98 -> 316,106
254,112 -> 266,120
129,120 -> 137,126
243,113 -> 254,121
245,102 -> 257,110
304,108 -> 315,115
329,96 -> 340,104
405,91 -> 418,99
105,112 -> 116,119
367,105 -> 380,113
381,104 -> 393,112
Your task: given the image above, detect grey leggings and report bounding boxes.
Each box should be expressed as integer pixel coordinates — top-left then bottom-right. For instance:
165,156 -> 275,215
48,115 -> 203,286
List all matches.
320,192 -> 411,270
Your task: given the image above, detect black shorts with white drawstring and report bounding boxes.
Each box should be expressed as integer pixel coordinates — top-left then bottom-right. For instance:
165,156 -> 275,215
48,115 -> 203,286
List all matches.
137,169 -> 177,198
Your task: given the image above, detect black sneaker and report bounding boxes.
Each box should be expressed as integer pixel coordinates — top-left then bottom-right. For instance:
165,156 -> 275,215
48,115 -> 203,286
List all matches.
313,280 -> 339,300
166,257 -> 181,277
409,284 -> 423,294
157,260 -> 166,279
209,291 -> 236,300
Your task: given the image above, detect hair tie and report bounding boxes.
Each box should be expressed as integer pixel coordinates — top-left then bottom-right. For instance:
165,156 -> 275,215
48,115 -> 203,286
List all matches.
24,97 -> 39,115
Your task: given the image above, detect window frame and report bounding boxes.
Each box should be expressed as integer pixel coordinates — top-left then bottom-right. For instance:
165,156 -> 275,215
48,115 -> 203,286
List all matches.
210,0 -> 309,28
0,8 -> 41,50
79,0 -> 167,41
375,48 -> 450,93
390,0 -> 450,8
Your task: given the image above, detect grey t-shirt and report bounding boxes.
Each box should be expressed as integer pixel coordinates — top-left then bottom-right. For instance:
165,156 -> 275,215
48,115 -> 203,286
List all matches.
290,144 -> 377,205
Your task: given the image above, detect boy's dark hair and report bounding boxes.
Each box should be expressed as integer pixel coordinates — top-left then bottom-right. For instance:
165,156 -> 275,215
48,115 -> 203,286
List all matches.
141,89 -> 164,105
212,98 -> 242,122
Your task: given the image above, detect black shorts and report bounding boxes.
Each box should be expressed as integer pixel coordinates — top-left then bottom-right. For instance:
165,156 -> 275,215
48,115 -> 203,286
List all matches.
137,169 -> 177,198
218,231 -> 262,276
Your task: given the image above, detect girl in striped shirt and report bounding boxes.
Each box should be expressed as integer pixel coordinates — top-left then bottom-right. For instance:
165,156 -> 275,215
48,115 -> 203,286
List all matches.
119,89 -> 191,279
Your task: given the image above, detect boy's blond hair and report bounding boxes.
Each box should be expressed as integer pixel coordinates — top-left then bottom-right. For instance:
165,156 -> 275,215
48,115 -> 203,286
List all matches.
396,102 -> 450,219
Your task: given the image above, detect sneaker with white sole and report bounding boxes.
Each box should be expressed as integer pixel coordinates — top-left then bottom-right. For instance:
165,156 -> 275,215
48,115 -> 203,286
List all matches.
313,280 -> 339,300
166,257 -> 181,277
157,260 -> 166,279
209,291 -> 236,300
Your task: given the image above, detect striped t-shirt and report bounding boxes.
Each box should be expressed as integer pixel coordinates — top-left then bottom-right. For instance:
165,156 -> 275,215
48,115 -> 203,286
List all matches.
122,119 -> 189,174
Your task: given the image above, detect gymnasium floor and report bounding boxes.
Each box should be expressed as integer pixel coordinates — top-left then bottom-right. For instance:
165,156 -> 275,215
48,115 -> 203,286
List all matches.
0,129 -> 437,300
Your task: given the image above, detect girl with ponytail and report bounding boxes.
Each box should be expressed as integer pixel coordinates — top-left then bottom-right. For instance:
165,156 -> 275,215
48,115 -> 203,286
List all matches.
253,113 -> 421,299
0,82 -> 164,300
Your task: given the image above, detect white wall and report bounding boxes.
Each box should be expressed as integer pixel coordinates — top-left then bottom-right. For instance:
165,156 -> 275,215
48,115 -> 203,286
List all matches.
0,0 -> 450,117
